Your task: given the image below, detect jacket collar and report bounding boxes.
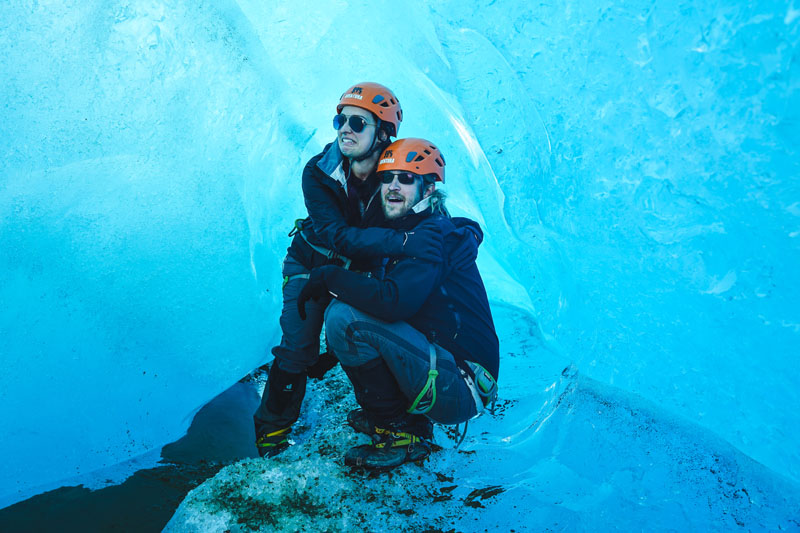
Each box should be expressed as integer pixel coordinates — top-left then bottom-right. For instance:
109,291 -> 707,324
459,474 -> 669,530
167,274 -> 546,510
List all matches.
317,141 -> 347,188
411,196 -> 431,213
382,206 -> 433,231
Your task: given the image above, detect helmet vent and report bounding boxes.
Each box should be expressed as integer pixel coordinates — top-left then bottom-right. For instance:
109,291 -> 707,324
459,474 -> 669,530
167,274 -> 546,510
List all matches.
435,158 -> 443,167
414,155 -> 425,162
406,151 -> 417,162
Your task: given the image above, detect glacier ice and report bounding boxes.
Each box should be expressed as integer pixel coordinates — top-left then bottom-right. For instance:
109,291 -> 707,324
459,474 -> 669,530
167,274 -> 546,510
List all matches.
1,0 -> 799,524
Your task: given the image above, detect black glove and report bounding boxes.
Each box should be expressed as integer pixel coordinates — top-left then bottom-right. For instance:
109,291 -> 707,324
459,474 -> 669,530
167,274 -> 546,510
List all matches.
297,268 -> 329,320
449,226 -> 480,271
306,350 -> 339,380
401,227 -> 443,263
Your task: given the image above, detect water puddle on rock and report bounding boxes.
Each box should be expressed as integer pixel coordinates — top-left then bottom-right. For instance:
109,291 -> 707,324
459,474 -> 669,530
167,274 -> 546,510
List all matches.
0,377 -> 262,532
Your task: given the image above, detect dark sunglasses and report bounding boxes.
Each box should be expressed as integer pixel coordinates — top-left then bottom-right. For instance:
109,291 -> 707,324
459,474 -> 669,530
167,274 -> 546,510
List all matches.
380,171 -> 420,185
333,113 -> 376,133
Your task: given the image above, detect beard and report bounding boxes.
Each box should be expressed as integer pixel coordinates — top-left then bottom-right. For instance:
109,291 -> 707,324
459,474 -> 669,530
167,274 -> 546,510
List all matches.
382,190 -> 422,219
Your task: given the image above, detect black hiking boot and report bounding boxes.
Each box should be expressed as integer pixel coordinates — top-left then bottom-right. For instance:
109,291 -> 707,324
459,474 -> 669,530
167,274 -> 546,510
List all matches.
344,425 -> 432,470
253,363 -> 306,458
255,427 -> 291,458
347,408 -> 434,441
341,359 -> 432,469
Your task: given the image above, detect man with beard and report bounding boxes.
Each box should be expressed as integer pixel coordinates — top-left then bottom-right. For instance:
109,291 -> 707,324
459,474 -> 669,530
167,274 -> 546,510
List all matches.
297,138 -> 500,469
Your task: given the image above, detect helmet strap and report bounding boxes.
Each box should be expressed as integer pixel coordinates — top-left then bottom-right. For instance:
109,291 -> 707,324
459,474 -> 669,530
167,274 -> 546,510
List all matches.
351,119 -> 385,163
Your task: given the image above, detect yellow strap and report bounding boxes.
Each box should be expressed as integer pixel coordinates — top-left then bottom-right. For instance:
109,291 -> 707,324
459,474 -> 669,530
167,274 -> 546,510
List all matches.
256,427 -> 291,448
374,428 -> 421,448
265,427 -> 291,437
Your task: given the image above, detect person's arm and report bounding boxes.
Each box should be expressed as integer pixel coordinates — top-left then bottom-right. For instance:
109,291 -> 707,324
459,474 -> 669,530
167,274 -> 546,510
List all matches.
302,160 -> 440,261
322,255 -> 442,322
297,220 -> 445,322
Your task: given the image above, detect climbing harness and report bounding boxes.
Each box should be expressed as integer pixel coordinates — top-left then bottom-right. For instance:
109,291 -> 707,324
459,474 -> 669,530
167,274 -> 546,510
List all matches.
407,344 -> 439,415
454,362 -> 498,449
402,343 -> 499,450
464,361 -> 498,414
282,272 -> 309,289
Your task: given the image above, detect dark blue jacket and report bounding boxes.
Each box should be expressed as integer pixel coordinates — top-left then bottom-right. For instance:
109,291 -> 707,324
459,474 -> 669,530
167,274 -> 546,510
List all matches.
288,142 -> 412,270
318,210 -> 500,380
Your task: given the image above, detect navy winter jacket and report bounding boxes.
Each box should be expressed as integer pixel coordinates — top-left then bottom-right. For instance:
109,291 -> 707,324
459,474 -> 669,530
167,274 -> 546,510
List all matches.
288,142 -> 415,270
317,211 -> 500,380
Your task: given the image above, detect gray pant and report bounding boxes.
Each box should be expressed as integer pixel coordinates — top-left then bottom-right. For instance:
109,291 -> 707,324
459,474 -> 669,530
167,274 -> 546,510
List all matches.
324,300 -> 479,425
271,254 -> 331,373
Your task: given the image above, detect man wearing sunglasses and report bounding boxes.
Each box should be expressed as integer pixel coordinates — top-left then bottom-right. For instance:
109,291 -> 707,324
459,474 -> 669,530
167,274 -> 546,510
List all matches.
297,138 -> 499,470
253,84 -> 445,458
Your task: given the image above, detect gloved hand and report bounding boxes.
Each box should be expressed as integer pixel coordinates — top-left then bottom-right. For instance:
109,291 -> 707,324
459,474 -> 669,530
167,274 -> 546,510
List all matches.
306,350 -> 339,380
401,227 -> 443,263
448,226 -> 480,271
297,268 -> 330,320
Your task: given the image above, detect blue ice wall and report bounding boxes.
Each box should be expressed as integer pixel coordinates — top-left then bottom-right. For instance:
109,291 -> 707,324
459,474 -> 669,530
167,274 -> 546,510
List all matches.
0,0 -> 293,503
1,0 -> 798,507
431,0 -> 800,481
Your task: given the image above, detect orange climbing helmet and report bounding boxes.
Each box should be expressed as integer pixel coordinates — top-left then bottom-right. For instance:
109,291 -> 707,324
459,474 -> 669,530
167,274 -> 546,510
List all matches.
337,82 -> 403,137
377,138 -> 445,183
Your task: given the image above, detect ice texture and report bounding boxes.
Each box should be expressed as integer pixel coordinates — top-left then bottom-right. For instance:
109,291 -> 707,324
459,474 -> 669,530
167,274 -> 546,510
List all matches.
1,0 -> 799,523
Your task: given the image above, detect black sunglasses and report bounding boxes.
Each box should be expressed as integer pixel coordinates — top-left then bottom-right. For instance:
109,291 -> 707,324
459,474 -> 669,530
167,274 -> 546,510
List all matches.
380,171 -> 420,185
333,113 -> 376,133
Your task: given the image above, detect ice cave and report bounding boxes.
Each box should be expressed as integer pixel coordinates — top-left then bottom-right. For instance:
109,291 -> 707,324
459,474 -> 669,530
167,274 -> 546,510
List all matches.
1,0 -> 798,530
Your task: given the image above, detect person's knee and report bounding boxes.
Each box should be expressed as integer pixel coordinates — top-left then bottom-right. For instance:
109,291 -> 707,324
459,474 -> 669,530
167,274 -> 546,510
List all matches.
324,300 -> 356,347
